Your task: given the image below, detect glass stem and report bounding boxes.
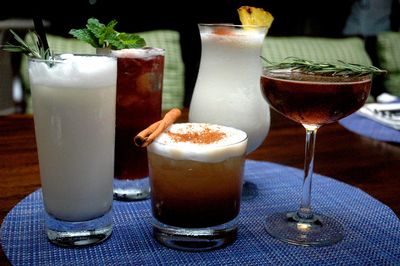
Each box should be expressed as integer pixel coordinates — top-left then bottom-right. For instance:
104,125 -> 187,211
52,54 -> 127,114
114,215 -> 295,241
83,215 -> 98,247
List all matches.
297,125 -> 319,220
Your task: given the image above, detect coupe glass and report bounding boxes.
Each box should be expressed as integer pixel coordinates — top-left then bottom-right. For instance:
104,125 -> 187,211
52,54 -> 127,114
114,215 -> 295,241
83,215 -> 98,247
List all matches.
260,68 -> 372,246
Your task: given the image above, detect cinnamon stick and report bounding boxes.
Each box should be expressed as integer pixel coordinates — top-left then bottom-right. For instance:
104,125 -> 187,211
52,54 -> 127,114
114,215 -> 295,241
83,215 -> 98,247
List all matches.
134,108 -> 182,147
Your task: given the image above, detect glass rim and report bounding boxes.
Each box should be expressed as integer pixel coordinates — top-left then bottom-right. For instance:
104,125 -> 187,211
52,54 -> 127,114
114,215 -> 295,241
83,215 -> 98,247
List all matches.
198,23 -> 269,29
28,53 -> 114,63
151,123 -> 249,148
110,47 -> 165,52
111,47 -> 165,57
262,67 -> 373,81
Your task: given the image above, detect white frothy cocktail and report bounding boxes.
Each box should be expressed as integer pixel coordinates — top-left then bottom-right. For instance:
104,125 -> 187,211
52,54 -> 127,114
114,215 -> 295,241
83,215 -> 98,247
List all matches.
189,24 -> 270,153
29,54 -> 117,222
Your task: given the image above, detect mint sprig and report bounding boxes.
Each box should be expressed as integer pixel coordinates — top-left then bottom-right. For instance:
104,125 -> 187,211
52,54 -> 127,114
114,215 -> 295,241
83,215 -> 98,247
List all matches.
69,18 -> 146,49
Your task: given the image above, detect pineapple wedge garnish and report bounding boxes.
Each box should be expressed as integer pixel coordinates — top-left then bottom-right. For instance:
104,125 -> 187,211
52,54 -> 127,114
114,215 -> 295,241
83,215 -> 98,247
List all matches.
237,6 -> 274,28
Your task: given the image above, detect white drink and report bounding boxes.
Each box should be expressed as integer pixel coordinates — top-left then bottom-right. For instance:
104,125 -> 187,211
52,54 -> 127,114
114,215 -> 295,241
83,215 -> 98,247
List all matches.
189,24 -> 270,153
29,55 -> 117,222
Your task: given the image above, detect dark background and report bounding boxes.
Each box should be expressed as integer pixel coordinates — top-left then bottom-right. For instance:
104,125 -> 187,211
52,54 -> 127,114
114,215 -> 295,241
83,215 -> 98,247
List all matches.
2,0 -> 400,106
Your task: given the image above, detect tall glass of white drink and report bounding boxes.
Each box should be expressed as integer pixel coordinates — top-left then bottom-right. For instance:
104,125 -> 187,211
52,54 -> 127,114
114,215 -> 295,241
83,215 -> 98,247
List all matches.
28,54 -> 117,247
189,24 -> 270,199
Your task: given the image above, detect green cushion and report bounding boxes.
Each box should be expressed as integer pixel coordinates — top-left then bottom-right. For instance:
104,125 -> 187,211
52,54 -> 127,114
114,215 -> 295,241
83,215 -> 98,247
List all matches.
383,73 -> 400,96
138,30 -> 184,110
262,36 -> 372,65
21,30 -> 184,113
377,31 -> 400,96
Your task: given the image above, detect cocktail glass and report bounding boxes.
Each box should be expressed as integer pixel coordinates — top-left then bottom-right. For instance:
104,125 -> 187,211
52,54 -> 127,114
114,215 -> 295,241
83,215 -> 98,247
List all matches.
261,68 -> 372,246
147,123 -> 248,251
28,54 -> 117,246
189,24 -> 271,199
112,48 -> 164,201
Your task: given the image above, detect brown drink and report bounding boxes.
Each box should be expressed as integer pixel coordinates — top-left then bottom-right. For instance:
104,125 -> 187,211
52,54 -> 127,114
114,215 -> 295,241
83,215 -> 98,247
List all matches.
113,48 -> 164,200
147,123 -> 248,251
149,154 -> 243,228
261,71 -> 371,125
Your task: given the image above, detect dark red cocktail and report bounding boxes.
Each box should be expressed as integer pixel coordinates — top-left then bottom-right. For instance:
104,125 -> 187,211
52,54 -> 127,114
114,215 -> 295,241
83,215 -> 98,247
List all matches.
261,71 -> 371,125
113,48 -> 164,200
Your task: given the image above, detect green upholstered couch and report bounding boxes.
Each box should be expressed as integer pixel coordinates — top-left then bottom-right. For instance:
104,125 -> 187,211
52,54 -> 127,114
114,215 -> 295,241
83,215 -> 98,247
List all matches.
376,31 -> 400,96
263,36 -> 372,65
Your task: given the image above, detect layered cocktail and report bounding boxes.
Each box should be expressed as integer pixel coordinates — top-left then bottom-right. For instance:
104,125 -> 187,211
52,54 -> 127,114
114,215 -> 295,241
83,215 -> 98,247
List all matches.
147,123 -> 248,251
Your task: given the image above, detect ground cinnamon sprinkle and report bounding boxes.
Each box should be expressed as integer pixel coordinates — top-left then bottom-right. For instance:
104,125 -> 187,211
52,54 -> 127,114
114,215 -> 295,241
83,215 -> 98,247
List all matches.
167,126 -> 226,144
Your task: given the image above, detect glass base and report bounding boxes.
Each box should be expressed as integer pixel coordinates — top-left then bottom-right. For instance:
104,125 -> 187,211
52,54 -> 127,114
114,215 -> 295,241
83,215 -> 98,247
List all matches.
265,211 -> 344,247
113,177 -> 150,201
45,210 -> 113,247
153,218 -> 238,251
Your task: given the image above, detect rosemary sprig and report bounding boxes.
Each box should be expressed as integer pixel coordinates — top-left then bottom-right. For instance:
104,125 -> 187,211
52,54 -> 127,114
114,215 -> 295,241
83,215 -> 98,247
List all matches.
261,56 -> 387,76
0,29 -> 51,60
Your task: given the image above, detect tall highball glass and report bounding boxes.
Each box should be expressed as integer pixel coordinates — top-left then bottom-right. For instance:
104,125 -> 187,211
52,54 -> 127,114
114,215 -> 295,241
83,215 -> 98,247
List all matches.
29,54 -> 117,246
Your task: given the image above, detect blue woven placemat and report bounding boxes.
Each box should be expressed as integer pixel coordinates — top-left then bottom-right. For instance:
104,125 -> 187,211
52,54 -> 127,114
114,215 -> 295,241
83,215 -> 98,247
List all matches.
1,160 -> 399,265
339,113 -> 400,143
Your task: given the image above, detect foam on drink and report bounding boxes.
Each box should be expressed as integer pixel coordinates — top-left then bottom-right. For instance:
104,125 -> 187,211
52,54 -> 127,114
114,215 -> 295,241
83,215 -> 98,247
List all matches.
148,123 -> 248,163
29,54 -> 116,89
201,25 -> 265,49
112,48 -> 165,59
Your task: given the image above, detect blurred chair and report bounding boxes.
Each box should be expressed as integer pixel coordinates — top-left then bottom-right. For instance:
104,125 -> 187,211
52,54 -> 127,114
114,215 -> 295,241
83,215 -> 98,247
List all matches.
0,18 -> 49,115
0,49 -> 14,115
377,31 -> 400,97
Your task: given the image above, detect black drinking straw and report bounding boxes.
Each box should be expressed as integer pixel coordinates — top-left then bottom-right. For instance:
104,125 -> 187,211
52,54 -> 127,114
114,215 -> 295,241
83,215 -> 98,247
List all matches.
33,16 -> 49,52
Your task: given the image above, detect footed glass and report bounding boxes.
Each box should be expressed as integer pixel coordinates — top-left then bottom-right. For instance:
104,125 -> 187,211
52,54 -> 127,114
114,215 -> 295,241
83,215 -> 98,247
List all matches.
261,68 -> 372,246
